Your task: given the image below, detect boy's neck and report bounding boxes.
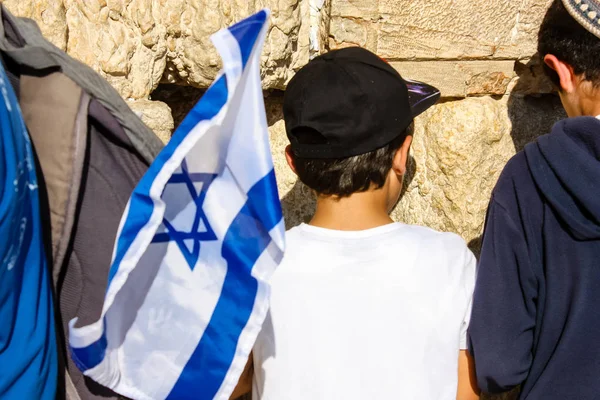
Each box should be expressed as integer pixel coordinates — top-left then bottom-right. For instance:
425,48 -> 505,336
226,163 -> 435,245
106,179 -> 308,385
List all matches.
309,189 -> 394,231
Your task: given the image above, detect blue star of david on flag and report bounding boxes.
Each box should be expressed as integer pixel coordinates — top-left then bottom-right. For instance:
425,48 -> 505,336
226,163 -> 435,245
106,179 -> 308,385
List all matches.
151,160 -> 217,270
69,10 -> 285,400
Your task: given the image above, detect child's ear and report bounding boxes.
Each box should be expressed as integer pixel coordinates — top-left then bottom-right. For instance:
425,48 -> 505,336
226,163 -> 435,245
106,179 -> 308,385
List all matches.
285,145 -> 298,175
544,54 -> 576,93
392,135 -> 412,176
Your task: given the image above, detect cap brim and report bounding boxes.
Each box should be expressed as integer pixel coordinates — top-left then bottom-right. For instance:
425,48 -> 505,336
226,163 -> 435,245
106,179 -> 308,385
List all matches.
404,78 -> 441,117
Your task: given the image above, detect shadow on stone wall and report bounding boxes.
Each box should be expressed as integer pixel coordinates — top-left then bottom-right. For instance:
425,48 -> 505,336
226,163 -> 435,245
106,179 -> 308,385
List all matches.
280,180 -> 315,228
468,58 -> 566,259
508,63 -> 566,154
262,90 -> 319,228
152,84 -> 205,129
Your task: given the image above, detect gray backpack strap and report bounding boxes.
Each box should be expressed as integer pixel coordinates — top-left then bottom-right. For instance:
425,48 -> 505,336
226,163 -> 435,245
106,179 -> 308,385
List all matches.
19,72 -> 87,400
19,72 -> 88,281
0,7 -> 60,70
65,373 -> 82,400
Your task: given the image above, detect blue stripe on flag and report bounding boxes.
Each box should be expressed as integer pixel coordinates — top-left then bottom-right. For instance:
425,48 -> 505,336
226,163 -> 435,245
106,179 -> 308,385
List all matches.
106,75 -> 229,289
166,169 -> 282,400
72,76 -> 230,372
228,10 -> 268,68
70,323 -> 107,372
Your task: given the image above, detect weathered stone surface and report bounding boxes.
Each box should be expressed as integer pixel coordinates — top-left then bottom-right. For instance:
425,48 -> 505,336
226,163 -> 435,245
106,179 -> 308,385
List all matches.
3,0 -> 555,101
157,0 -> 323,90
396,94 -> 564,252
393,98 -> 515,247
511,57 -> 556,95
508,93 -> 566,152
391,61 -> 516,98
127,99 -> 174,144
62,0 -> 167,100
378,0 -> 553,60
68,0 -> 329,98
309,0 -> 331,56
329,14 -> 377,50
331,0 -> 553,60
1,0 -> 67,50
4,0 -> 566,257
3,0 -> 330,98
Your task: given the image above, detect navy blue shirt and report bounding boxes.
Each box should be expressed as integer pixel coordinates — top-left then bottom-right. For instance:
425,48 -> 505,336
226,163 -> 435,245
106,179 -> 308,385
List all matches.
468,117 -> 600,399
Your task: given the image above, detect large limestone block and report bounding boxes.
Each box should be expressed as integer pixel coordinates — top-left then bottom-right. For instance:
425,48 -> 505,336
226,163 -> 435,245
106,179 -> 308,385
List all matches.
378,0 -> 553,60
391,61 -> 516,98
329,8 -> 377,50
393,98 -> 515,248
1,0 -> 68,50
331,0 -> 553,60
62,0 -> 168,100
394,94 -> 564,251
127,99 -> 174,144
56,0 -> 329,99
158,0 -> 316,89
331,0 -> 378,21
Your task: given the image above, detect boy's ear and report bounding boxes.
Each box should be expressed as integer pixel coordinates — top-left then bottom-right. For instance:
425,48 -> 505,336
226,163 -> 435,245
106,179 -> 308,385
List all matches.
544,54 -> 577,92
285,145 -> 298,175
392,135 -> 413,176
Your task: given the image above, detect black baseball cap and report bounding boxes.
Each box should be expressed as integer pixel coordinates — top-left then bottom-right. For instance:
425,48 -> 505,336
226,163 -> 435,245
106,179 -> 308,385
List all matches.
284,47 -> 440,159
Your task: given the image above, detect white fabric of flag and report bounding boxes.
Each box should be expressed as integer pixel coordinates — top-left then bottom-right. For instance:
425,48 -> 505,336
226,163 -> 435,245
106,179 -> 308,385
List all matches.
68,10 -> 285,400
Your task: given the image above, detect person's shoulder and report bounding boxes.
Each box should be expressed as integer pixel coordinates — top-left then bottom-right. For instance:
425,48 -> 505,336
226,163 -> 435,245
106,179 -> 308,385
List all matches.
496,150 -> 529,187
285,224 -> 304,238
281,225 -> 304,248
281,224 -> 326,253
401,223 -> 466,245
401,224 -> 473,260
402,225 -> 476,287
493,150 -> 538,207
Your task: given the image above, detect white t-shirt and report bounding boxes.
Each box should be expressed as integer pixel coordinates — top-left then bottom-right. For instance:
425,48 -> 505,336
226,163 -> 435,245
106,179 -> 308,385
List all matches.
253,223 -> 476,400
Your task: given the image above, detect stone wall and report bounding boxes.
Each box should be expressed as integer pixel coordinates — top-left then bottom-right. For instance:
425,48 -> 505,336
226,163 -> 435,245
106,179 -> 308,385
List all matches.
2,1 -> 567,398
2,0 -> 565,256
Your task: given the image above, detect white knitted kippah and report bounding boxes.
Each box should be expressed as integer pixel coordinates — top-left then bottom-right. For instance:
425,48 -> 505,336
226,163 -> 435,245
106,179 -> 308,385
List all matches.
562,0 -> 600,39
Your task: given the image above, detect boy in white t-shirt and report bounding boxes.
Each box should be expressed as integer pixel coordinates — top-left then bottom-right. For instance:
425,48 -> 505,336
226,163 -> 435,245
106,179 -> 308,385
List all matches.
232,47 -> 479,400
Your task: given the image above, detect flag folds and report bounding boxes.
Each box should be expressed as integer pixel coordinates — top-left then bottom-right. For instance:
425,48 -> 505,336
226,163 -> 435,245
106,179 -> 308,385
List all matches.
69,10 -> 284,400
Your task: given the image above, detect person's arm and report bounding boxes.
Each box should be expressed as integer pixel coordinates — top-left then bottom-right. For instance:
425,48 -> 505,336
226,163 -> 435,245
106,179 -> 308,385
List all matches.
467,196 -> 537,393
457,246 -> 479,400
457,350 -> 479,400
230,354 -> 253,400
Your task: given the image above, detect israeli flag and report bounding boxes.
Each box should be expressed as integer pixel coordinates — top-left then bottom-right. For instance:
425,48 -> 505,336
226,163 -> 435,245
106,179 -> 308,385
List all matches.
68,10 -> 284,400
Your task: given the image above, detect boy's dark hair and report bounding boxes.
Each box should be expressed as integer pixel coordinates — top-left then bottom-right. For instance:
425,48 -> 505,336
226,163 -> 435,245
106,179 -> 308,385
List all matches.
292,123 -> 414,198
538,0 -> 600,87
